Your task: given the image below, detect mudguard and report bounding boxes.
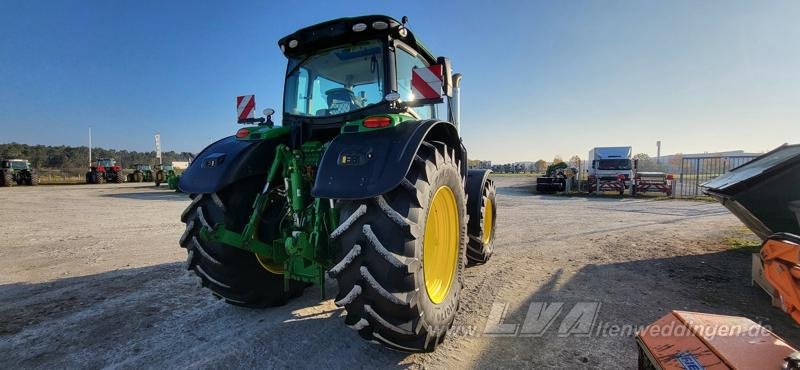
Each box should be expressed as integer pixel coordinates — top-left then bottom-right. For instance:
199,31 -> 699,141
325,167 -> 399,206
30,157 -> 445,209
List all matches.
312,120 -> 464,200
179,134 -> 288,194
466,169 -> 492,232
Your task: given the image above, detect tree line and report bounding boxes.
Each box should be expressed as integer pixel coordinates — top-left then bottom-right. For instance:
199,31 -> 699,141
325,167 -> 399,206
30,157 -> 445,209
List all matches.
0,142 -> 193,171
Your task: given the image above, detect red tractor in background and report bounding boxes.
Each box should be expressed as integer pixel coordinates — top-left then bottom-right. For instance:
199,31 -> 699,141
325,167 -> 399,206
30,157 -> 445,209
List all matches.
86,158 -> 125,184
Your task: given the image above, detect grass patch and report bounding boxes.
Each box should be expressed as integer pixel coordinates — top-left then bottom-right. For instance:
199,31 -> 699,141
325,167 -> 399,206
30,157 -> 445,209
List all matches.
724,226 -> 761,250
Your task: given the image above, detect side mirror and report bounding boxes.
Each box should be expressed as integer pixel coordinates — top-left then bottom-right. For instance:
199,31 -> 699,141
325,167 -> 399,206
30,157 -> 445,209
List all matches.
262,108 -> 275,128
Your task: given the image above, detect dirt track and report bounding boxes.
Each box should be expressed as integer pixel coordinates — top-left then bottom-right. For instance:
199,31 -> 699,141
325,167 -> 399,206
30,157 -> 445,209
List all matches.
1,178 -> 797,369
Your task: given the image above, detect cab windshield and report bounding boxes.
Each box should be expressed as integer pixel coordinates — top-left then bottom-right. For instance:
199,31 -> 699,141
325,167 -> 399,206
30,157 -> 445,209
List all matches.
284,40 -> 384,117
597,159 -> 632,170
98,159 -> 115,167
8,161 -> 27,170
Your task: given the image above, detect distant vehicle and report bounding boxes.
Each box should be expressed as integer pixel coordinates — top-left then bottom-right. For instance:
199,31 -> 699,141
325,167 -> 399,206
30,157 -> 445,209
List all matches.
153,163 -> 181,189
127,164 -> 154,183
86,158 -> 125,184
587,146 -> 634,195
535,162 -> 576,193
0,159 -> 39,186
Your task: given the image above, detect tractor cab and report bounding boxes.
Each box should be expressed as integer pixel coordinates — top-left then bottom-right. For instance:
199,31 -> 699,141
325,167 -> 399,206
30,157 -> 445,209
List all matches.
133,164 -> 152,172
96,158 -> 117,168
2,159 -> 30,171
276,15 -> 458,135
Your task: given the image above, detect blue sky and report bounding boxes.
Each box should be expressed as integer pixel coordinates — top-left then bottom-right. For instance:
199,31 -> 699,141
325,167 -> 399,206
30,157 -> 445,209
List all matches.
1,0 -> 798,163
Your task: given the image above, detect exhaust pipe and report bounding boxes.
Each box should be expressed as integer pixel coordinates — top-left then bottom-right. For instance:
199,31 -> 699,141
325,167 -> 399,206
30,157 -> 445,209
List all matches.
449,73 -> 462,132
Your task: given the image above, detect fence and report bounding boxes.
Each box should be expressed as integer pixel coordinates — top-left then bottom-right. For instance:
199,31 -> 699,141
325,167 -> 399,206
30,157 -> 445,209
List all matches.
37,168 -> 87,184
675,156 -> 757,197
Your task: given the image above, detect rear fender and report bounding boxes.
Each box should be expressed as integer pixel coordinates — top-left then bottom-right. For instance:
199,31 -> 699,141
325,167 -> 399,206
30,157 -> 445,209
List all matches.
179,133 -> 289,194
312,120 -> 465,200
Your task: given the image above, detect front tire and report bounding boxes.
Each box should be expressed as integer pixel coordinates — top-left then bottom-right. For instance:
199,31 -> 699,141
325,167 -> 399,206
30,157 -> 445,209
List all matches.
28,171 -> 39,186
330,140 -> 467,352
179,178 -> 306,307
1,171 -> 13,187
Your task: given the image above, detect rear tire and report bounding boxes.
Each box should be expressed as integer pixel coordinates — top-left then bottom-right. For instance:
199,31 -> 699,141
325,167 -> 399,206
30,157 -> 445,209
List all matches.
330,140 -> 467,352
180,178 -> 306,307
115,171 -> 125,183
466,179 -> 496,265
28,171 -> 39,186
133,171 -> 144,182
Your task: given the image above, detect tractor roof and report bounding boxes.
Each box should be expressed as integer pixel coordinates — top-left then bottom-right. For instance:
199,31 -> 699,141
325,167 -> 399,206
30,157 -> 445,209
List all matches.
278,15 -> 436,64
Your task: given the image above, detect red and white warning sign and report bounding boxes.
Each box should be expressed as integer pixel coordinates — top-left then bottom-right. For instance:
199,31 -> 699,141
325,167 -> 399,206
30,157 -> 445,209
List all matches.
236,95 -> 255,122
411,65 -> 443,100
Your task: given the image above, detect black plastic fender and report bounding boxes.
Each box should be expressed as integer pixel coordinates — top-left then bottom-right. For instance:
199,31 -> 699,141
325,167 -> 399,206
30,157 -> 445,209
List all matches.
312,120 -> 465,200
179,134 -> 287,194
466,169 -> 493,233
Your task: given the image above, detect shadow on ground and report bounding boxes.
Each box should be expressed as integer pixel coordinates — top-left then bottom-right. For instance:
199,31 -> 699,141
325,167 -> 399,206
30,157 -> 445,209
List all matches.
0,263 -> 407,368
469,246 -> 800,368
102,190 -> 188,201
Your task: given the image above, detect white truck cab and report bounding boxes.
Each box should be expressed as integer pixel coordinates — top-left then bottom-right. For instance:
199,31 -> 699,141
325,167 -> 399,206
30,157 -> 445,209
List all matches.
588,146 -> 635,195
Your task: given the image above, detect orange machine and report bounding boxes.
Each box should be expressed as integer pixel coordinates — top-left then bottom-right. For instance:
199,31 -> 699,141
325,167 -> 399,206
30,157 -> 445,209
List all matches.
637,311 -> 798,369
761,233 -> 800,325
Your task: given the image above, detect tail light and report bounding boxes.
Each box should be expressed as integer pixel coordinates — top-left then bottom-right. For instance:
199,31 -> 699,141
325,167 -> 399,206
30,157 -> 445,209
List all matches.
363,116 -> 392,128
666,174 -> 674,180
236,128 -> 250,138
635,174 -> 641,180
617,174 -> 626,181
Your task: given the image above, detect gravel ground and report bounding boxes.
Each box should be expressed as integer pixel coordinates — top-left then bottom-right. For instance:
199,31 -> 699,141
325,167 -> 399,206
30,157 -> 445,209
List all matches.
1,177 -> 797,369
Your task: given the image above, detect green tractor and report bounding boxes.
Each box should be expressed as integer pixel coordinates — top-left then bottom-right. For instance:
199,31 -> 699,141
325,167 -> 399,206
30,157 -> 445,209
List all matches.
127,163 -> 154,183
154,163 -> 180,189
535,162 -> 573,193
0,159 -> 39,186
86,158 -> 125,184
178,15 -> 497,352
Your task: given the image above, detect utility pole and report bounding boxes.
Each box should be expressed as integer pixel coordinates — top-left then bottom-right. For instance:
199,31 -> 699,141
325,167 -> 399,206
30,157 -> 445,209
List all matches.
89,127 -> 92,167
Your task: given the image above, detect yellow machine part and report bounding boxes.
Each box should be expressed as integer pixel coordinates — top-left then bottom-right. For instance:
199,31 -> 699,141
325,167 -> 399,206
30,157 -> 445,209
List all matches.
423,186 -> 460,305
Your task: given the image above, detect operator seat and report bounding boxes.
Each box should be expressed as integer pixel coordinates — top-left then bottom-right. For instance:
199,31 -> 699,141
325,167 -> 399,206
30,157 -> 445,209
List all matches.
324,88 -> 361,115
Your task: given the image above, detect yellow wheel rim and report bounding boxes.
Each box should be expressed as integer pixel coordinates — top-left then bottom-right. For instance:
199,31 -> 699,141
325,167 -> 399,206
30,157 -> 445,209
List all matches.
255,254 -> 284,275
483,198 -> 494,244
423,186 -> 460,305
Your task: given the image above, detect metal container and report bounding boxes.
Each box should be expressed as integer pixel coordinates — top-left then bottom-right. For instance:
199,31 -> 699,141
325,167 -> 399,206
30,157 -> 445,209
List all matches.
702,144 -> 800,240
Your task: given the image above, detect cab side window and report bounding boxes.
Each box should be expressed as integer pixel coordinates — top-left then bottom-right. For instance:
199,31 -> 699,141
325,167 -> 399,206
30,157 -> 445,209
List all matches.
395,47 -> 436,120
